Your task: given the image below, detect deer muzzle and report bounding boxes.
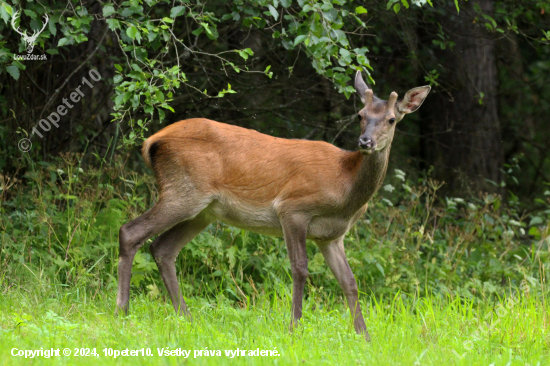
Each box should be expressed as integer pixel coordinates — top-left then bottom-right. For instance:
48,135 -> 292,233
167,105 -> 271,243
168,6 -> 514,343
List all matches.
358,136 -> 376,153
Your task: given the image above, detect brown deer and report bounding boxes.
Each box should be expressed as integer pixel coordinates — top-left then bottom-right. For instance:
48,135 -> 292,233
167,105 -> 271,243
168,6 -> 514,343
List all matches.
116,71 -> 430,341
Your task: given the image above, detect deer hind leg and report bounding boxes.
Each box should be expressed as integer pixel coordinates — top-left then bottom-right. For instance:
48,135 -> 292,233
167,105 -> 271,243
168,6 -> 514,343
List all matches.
116,197 -> 209,315
317,237 -> 370,341
149,214 -> 211,317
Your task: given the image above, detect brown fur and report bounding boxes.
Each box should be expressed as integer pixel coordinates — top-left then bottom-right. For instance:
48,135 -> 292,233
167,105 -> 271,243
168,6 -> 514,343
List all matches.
144,119 -> 364,210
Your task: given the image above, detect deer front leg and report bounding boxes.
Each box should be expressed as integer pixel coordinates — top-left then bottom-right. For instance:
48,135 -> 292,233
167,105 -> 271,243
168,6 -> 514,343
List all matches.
281,216 -> 309,328
318,237 -> 370,341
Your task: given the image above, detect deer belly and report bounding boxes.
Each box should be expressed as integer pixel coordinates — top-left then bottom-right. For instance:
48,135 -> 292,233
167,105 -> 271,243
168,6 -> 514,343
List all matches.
307,216 -> 351,242
208,200 -> 283,237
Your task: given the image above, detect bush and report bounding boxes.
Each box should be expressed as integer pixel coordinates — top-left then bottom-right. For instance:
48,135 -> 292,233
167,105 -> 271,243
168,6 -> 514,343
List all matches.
1,154 -> 549,305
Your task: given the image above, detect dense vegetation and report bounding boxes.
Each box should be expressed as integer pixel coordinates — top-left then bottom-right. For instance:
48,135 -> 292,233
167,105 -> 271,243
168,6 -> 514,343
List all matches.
1,0 -> 549,193
1,153 -> 549,364
2,152 -> 549,304
1,0 -> 550,364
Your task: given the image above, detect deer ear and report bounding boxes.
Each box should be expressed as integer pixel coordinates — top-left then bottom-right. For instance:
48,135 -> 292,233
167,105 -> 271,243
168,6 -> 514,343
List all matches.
397,86 -> 431,114
355,71 -> 369,104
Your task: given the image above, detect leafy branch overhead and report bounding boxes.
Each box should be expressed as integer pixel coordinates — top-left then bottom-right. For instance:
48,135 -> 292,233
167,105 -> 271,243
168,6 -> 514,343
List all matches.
100,0 -> 380,144
0,0 -> 380,146
1,0 -> 548,151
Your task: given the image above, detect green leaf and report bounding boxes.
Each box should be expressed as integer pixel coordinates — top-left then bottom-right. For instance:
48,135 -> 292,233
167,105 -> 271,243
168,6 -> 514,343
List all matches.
6,65 -> 20,80
126,26 -> 138,40
322,8 -> 337,22
294,34 -> 307,46
158,109 -> 166,122
280,0 -> 292,8
238,51 -> 249,60
200,22 -> 212,35
355,6 -> 368,14
114,64 -> 123,72
0,4 -> 12,24
376,262 -> 385,277
264,65 -> 273,79
23,9 -> 37,19
350,13 -> 366,27
267,5 -> 279,20
144,104 -> 154,114
106,19 -> 120,30
46,49 -> 59,55
57,38 -> 69,47
529,216 -> 544,226
432,39 -> 446,50
237,48 -> 253,60
160,104 -> 175,112
115,91 -> 131,104
217,83 -> 237,97
170,6 -> 185,18
48,19 -> 57,36
121,8 -> 135,17
103,5 -> 116,17
155,90 -> 164,102
120,93 -> 131,104
191,26 -> 203,36
2,3 -> 12,16
339,48 -> 351,63
528,226 -> 541,238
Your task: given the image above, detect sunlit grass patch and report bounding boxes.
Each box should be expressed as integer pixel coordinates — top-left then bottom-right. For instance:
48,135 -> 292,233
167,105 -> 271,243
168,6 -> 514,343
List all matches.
1,275 -> 549,365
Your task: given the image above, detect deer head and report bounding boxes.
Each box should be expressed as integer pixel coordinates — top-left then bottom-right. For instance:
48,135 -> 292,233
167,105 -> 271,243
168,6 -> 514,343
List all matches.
354,71 -> 431,154
11,11 -> 49,53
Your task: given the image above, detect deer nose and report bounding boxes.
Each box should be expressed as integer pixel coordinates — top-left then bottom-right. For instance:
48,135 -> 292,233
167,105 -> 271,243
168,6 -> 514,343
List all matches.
358,137 -> 374,149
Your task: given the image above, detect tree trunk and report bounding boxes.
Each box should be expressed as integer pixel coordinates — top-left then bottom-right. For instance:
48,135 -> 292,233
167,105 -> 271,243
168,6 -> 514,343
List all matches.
423,0 -> 503,194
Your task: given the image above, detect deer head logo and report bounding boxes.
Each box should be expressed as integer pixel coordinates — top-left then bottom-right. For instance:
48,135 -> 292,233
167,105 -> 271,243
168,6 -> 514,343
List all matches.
11,11 -> 49,54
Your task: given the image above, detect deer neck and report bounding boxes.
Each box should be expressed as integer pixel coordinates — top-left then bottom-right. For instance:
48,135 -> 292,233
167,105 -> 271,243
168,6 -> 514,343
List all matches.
343,146 -> 391,210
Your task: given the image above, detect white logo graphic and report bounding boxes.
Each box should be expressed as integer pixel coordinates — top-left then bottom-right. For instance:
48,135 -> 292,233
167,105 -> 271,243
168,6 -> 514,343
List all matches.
11,11 -> 49,53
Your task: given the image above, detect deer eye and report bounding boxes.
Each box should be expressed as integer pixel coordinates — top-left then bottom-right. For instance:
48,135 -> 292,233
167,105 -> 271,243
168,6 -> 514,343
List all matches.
357,113 -> 362,120
389,118 -> 396,124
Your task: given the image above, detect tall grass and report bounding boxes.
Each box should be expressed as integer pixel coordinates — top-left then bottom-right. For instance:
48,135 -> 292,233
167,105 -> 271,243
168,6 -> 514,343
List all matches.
2,152 -> 548,302
1,267 -> 549,365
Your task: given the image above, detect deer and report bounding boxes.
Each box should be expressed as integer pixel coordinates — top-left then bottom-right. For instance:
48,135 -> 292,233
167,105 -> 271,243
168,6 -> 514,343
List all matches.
11,11 -> 49,54
116,71 -> 430,341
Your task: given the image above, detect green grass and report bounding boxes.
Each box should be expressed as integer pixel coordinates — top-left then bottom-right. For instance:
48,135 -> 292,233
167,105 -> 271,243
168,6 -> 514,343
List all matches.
1,271 -> 549,365
2,156 -> 549,365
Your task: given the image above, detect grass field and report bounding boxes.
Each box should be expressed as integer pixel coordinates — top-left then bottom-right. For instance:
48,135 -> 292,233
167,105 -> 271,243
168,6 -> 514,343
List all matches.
2,159 -> 549,365
1,272 -> 549,366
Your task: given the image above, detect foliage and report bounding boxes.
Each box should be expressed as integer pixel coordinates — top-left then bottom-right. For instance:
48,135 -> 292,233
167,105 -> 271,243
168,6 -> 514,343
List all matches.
0,0 -> 388,147
1,154 -> 549,303
0,0 -> 549,197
